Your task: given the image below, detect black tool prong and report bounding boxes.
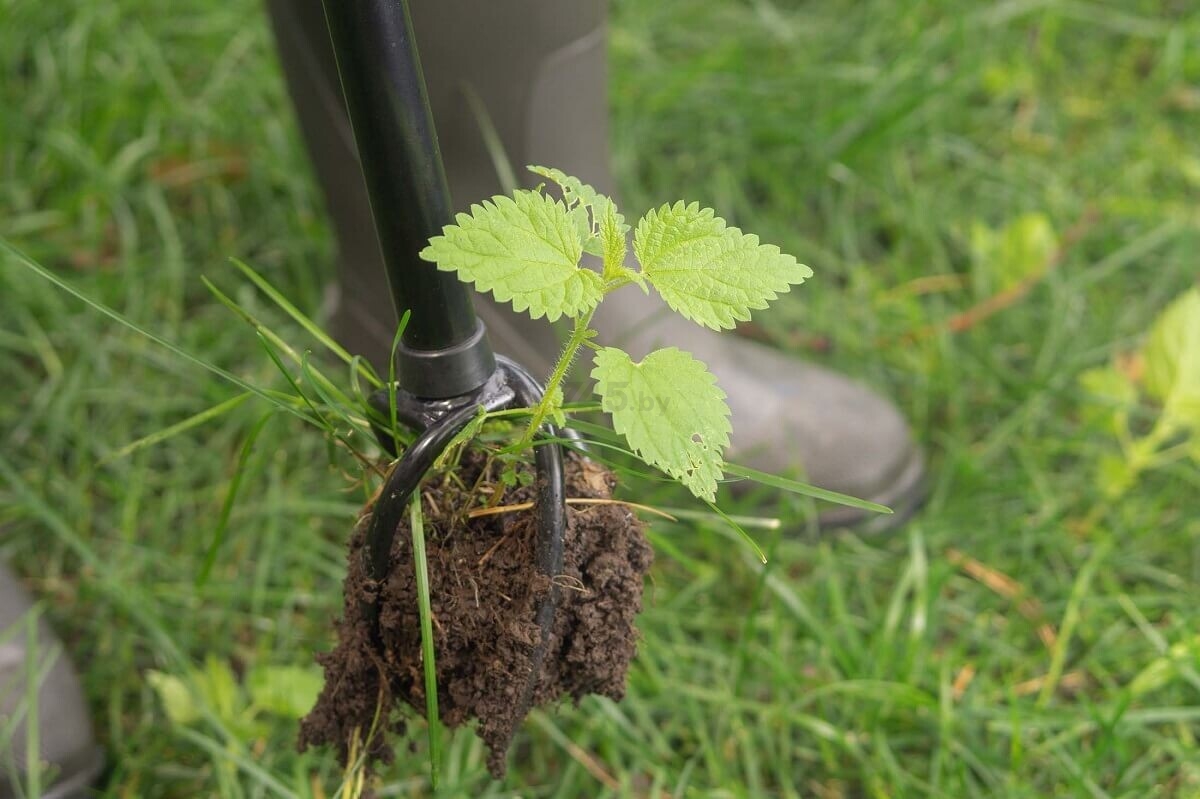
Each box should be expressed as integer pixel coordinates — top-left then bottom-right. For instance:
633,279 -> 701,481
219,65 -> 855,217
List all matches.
359,355 -> 570,747
360,391 -> 511,634
361,401 -> 483,586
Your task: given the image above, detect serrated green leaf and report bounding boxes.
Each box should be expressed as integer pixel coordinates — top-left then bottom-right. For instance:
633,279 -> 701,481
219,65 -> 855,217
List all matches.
634,201 -> 812,330
246,665 -> 323,719
571,204 -> 602,257
591,346 -> 730,501
527,165 -> 601,210
419,190 -> 601,321
593,194 -> 629,243
530,165 -> 630,256
1142,287 -> 1200,429
201,654 -> 241,721
599,199 -> 634,285
970,212 -> 1057,291
546,384 -> 566,427
147,671 -> 199,726
610,264 -> 648,293
1130,634 -> 1200,697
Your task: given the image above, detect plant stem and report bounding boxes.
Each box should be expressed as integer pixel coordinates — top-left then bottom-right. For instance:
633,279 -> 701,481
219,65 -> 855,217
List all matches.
409,496 -> 442,787
518,309 -> 596,446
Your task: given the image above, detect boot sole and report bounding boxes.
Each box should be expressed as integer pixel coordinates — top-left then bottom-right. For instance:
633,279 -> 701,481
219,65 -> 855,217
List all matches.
816,445 -> 927,535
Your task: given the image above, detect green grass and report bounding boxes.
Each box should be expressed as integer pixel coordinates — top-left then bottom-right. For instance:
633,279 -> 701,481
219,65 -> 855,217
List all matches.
2,0 -> 1199,796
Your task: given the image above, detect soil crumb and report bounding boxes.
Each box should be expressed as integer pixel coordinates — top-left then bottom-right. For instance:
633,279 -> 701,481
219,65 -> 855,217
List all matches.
299,451 -> 652,778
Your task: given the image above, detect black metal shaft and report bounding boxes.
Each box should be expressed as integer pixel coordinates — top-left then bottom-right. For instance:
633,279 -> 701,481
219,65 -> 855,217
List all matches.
321,0 -> 494,398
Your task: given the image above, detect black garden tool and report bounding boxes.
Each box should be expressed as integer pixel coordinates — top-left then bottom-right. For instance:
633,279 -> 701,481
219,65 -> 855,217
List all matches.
319,0 -> 567,707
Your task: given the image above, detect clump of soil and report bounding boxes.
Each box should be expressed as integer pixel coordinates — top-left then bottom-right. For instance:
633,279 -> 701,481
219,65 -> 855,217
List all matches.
299,450 -> 652,777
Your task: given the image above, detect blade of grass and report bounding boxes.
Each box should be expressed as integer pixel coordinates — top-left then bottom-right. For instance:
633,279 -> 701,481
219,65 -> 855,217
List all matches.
724,461 -> 893,514
1038,539 -> 1112,707
175,728 -> 299,799
483,401 -> 603,421
386,311 -> 410,452
297,354 -> 388,477
462,85 -> 519,195
658,507 -> 781,530
258,338 -> 385,478
203,275 -> 361,417
196,411 -> 275,588
256,332 -> 333,434
348,353 -> 410,448
410,496 -> 442,787
2,238 -> 312,424
520,432 -> 680,484
705,499 -> 767,563
102,392 -> 251,463
23,613 -> 41,799
299,352 -> 375,442
228,257 -> 382,388
0,454 -> 184,663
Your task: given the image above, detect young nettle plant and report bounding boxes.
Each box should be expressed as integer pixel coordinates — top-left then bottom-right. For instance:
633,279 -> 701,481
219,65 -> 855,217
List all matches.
1080,286 -> 1200,499
420,166 -> 813,502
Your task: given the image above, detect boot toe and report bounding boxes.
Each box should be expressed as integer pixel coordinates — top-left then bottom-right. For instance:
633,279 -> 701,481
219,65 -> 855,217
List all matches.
710,335 -> 926,532
1,563 -> 104,799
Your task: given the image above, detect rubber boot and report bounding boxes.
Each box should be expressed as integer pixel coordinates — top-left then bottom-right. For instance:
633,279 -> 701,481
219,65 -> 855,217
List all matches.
0,562 -> 104,799
267,0 -> 925,530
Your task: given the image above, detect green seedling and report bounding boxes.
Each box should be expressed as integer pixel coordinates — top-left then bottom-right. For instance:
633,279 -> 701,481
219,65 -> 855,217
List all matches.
1080,287 -> 1200,498
420,165 -> 813,503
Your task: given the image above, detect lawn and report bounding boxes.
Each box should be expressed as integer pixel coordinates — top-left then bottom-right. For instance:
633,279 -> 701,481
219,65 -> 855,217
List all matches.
2,0 -> 1199,796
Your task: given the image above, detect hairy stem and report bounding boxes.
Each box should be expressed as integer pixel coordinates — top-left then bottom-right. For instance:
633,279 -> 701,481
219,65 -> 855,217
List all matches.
519,308 -> 596,447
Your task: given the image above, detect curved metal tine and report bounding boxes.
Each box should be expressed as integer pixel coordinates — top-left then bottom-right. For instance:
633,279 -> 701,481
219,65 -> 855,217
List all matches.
359,355 -> 569,722
360,391 -> 511,634
365,386 -> 484,458
362,402 -> 481,585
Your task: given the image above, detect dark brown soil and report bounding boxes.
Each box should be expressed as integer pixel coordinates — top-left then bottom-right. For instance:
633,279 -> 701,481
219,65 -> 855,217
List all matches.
298,451 -> 652,778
